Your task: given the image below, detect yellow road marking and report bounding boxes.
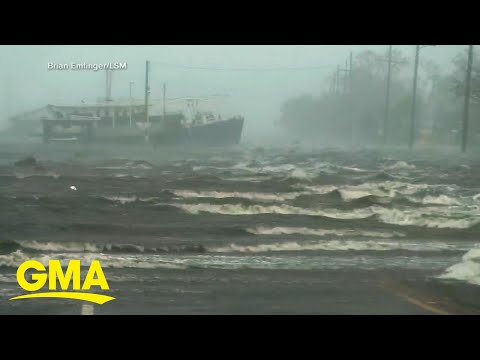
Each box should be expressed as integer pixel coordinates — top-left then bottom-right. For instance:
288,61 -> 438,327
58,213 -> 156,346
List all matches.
377,280 -> 452,315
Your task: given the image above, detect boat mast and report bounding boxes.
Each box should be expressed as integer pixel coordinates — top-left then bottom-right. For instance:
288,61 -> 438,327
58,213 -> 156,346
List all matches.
105,69 -> 114,127
144,60 -> 150,143
105,69 -> 113,102
144,60 -> 150,125
163,83 -> 166,124
5,76 -> 12,121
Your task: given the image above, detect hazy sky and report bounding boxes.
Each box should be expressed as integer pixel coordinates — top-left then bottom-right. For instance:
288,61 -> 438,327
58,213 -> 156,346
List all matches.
0,45 -> 467,137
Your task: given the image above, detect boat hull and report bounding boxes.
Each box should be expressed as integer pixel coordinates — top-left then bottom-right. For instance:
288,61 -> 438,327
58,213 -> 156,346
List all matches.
55,116 -> 246,147
185,117 -> 244,146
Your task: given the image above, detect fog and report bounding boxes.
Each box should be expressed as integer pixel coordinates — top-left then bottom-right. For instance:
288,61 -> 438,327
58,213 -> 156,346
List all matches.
0,45 -> 469,144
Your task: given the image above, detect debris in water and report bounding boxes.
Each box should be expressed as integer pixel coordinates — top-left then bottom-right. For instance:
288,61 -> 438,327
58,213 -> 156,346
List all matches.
70,186 -> 77,191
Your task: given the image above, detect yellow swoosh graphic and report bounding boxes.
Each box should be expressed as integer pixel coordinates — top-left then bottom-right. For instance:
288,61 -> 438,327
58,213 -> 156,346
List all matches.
9,292 -> 115,305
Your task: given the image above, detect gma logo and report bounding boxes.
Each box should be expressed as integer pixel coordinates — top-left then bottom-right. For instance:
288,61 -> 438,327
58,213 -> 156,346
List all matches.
9,260 -> 115,305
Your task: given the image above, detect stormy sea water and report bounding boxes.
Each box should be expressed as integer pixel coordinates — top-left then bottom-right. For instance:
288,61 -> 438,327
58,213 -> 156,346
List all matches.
1,141 -> 480,314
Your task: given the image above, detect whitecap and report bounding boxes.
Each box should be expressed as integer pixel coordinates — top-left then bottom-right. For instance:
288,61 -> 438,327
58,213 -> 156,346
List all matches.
210,239 -> 460,253
18,240 -> 100,253
438,247 -> 480,286
247,226 -> 405,238
385,161 -> 416,170
103,195 -> 137,204
173,202 -> 374,219
173,190 -> 302,202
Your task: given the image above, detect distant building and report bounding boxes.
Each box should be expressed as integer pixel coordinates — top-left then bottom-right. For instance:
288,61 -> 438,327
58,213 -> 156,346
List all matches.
10,102 -> 147,130
9,99 -> 189,143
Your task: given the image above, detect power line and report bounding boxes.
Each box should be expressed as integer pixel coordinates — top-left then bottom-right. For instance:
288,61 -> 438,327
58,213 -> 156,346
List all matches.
150,61 -> 336,72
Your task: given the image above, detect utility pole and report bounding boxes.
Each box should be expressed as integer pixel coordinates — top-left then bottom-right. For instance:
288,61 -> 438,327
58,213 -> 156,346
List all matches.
105,69 -> 113,102
409,45 -> 436,149
409,45 -> 420,149
384,45 -> 393,145
105,69 -> 114,127
335,66 -> 340,94
349,52 -> 354,145
349,52 -> 353,93
144,60 -> 150,124
105,70 -> 109,102
377,47 -> 408,145
461,45 -> 474,153
163,83 -> 166,124
5,76 -> 12,121
144,60 -> 150,143
337,65 -> 350,96
129,81 -> 135,128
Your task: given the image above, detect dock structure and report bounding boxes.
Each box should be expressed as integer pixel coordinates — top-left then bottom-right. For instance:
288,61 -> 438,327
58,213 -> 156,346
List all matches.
10,102 -> 148,143
42,115 -> 98,143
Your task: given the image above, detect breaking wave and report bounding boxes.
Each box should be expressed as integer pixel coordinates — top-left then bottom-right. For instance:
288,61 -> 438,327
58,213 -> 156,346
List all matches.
407,194 -> 461,206
297,184 -> 338,194
173,202 -> 480,229
385,161 -> 416,171
210,239 -> 462,253
173,202 -> 374,219
0,249 -> 454,271
103,195 -> 138,204
95,160 -> 153,170
0,240 -> 207,256
173,190 -> 301,202
247,226 -> 405,238
373,206 -> 480,229
18,240 -> 101,252
0,250 -> 185,269
15,171 -> 59,179
295,181 -> 435,199
438,247 -> 480,286
102,195 -> 163,204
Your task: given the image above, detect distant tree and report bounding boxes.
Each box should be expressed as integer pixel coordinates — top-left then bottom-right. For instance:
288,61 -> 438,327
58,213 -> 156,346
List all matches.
279,48 -> 414,146
420,59 -> 441,82
355,48 -> 408,78
450,48 -> 480,103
